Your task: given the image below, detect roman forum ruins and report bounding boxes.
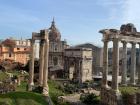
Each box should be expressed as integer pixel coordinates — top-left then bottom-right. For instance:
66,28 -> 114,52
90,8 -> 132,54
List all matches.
64,47 -> 92,83
99,23 -> 140,105
28,29 -> 49,96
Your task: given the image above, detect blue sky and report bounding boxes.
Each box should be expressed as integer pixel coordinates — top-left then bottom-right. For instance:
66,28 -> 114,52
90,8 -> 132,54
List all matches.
0,0 -> 140,46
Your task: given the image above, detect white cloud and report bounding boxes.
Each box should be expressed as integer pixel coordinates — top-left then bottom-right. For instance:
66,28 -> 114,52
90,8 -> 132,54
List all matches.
96,0 -> 124,6
122,0 -> 140,30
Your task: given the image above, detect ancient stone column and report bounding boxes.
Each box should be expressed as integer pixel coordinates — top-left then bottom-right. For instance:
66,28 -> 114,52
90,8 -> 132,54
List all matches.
78,59 -> 81,83
138,43 -> 140,85
112,38 -> 119,91
130,42 -> 136,85
39,39 -> 45,86
102,40 -> 108,88
28,39 -> 35,91
122,41 -> 127,85
43,30 -> 49,96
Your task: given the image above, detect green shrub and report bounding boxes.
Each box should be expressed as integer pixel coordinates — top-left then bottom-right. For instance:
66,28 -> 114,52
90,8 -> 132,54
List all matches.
119,86 -> 139,104
33,86 -> 43,93
80,93 -> 100,105
119,86 -> 138,95
48,80 -> 65,105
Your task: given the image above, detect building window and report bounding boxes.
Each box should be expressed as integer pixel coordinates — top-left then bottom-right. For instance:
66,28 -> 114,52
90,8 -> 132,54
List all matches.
55,44 -> 58,51
17,48 -> 20,50
53,57 -> 58,66
55,47 -> 57,51
9,53 -> 12,57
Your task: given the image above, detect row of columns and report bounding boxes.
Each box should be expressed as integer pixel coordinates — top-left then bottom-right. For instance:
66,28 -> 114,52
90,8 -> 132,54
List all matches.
122,42 -> 140,85
28,30 -> 49,96
103,39 -> 140,91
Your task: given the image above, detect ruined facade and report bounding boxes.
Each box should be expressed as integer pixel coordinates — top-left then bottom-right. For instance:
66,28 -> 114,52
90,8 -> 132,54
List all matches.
76,43 -> 103,76
0,38 -> 31,65
48,19 -> 68,78
99,23 -> 140,105
64,47 -> 92,83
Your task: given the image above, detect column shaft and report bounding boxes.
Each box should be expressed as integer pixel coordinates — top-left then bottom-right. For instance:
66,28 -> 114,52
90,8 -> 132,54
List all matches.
138,44 -> 140,85
39,40 -> 45,86
130,43 -> 136,85
102,40 -> 108,87
112,38 -> 119,91
28,39 -> 35,91
78,60 -> 81,83
122,42 -> 127,85
43,38 -> 49,96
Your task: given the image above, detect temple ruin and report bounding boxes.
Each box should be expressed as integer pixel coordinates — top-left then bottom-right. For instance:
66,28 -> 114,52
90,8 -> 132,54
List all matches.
28,29 -> 49,96
99,23 -> 140,105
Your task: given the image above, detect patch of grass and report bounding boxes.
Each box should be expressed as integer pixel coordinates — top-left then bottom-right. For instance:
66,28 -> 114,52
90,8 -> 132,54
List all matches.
9,70 -> 29,77
119,86 -> 140,104
0,71 -> 9,81
48,80 -> 65,105
0,92 -> 48,105
119,86 -> 139,95
16,81 -> 27,91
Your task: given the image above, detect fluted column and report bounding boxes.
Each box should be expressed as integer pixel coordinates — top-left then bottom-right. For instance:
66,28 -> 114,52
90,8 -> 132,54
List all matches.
102,40 -> 108,88
121,41 -> 127,85
39,39 -> 45,86
112,38 -> 119,91
130,42 -> 136,85
28,39 -> 35,91
138,44 -> 140,85
43,31 -> 49,96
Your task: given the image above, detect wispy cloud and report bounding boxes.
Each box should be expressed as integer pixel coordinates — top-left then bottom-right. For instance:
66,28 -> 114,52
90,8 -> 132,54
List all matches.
0,5 -> 41,24
96,0 -> 125,6
122,0 -> 140,29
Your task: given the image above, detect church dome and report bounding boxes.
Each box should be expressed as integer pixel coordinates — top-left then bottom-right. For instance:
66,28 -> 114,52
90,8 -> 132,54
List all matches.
48,19 -> 61,42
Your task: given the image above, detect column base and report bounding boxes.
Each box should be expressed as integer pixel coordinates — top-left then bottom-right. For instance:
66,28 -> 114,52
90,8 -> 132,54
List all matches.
136,83 -> 140,87
121,83 -> 127,87
102,84 -> 110,89
137,81 -> 140,86
43,86 -> 49,96
28,83 -> 34,91
129,82 -> 136,86
101,87 -> 123,105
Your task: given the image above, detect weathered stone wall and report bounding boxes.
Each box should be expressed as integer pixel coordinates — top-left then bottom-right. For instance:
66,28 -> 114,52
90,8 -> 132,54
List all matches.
136,93 -> 140,105
122,92 -> 140,105
101,87 -> 123,105
65,48 -> 93,83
